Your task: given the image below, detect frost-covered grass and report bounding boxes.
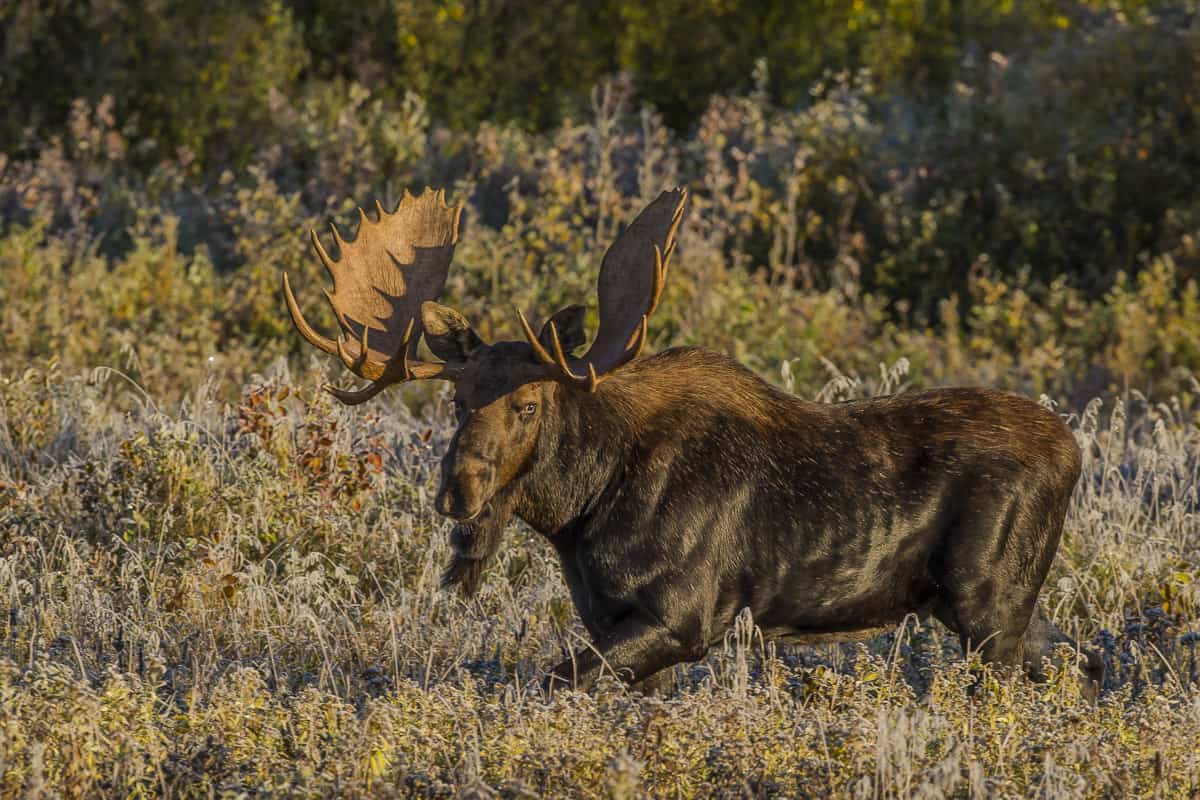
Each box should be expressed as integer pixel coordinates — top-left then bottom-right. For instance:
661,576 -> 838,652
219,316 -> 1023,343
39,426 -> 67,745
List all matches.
1,359 -> 1197,798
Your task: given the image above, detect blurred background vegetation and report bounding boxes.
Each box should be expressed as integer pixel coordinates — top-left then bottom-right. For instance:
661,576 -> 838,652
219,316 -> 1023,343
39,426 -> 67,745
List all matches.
2,0 -> 1199,406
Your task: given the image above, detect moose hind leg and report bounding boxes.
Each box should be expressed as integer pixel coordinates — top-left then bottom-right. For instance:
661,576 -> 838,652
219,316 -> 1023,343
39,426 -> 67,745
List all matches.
931,487 -> 1064,673
934,593 -> 1033,670
1022,604 -> 1104,698
633,666 -> 676,697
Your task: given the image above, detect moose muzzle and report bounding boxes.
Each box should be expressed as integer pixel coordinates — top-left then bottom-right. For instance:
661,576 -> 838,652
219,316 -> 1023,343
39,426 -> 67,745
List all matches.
435,452 -> 494,521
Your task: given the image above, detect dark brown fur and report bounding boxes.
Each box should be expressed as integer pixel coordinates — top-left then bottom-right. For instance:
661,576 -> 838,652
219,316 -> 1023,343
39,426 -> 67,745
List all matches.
427,333 -> 1103,695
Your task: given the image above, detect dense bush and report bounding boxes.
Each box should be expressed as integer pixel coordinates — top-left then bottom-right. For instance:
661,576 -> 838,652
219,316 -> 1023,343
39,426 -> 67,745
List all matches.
0,1 -> 1167,149
4,6 -> 1200,403
3,31 -> 1200,402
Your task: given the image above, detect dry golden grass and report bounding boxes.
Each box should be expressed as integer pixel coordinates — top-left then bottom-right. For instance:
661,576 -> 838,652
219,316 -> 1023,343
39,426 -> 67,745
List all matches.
1,357 -> 1197,798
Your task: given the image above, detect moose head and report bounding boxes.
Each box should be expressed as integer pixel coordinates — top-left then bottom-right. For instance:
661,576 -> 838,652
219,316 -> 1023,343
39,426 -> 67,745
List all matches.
283,186 -> 686,523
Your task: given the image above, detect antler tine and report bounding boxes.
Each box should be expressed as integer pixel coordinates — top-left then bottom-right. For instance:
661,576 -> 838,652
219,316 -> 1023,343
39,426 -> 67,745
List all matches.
336,325 -> 382,379
335,335 -> 357,372
516,307 -> 556,366
663,236 -> 678,269
547,322 -> 587,381
329,221 -> 346,252
283,272 -> 338,355
669,192 -> 686,234
649,244 -> 667,316
325,380 -> 391,406
622,314 -> 649,355
310,230 -> 337,281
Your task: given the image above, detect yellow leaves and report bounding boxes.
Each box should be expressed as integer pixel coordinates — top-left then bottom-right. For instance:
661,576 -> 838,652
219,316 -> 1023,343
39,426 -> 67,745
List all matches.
1105,256 -> 1200,381
434,2 -> 465,25
1005,291 -> 1028,330
365,746 -> 391,780
1159,569 -> 1198,615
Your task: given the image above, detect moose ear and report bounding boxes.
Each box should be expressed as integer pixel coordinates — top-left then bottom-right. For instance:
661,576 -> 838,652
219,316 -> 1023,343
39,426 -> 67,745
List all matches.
538,305 -> 588,355
421,301 -> 483,363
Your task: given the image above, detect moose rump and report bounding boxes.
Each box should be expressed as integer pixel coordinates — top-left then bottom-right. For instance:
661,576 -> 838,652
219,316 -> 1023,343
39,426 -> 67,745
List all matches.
644,374 -> 1087,674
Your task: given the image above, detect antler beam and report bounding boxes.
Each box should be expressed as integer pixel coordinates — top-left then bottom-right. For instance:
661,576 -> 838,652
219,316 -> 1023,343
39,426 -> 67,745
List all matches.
517,188 -> 686,393
282,187 -> 465,402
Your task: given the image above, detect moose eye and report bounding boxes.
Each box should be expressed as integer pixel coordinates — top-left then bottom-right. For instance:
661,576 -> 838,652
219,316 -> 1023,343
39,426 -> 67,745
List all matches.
520,402 -> 538,417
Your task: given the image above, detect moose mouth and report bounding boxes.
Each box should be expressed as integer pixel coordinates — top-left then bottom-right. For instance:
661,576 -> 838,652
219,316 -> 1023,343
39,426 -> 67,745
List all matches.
452,505 -> 484,522
435,488 -> 487,521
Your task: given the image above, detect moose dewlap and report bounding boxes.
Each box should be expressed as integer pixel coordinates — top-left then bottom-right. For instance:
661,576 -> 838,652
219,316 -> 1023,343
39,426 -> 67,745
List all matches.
283,187 -> 1102,695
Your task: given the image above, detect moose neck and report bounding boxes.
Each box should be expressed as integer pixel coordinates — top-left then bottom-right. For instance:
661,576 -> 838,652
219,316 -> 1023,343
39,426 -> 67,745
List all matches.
509,382 -> 639,539
505,347 -> 794,537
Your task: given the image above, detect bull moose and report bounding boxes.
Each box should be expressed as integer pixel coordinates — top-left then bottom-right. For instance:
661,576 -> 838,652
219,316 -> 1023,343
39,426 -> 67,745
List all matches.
283,187 -> 1102,694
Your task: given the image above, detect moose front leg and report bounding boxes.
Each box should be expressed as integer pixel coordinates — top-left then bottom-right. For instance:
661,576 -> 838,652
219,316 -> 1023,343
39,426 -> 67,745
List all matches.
546,611 -> 701,693
633,667 -> 677,696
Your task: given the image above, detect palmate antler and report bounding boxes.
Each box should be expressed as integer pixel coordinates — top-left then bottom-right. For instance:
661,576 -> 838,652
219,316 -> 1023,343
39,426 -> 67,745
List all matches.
282,188 -> 465,404
516,188 -> 687,392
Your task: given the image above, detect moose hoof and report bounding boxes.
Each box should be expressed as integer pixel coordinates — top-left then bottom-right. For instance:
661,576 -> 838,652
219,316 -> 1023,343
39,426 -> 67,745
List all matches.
541,671 -> 576,698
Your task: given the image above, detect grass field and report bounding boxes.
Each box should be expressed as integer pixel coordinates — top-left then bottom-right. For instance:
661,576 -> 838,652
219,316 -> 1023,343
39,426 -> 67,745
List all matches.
1,354 -> 1197,798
